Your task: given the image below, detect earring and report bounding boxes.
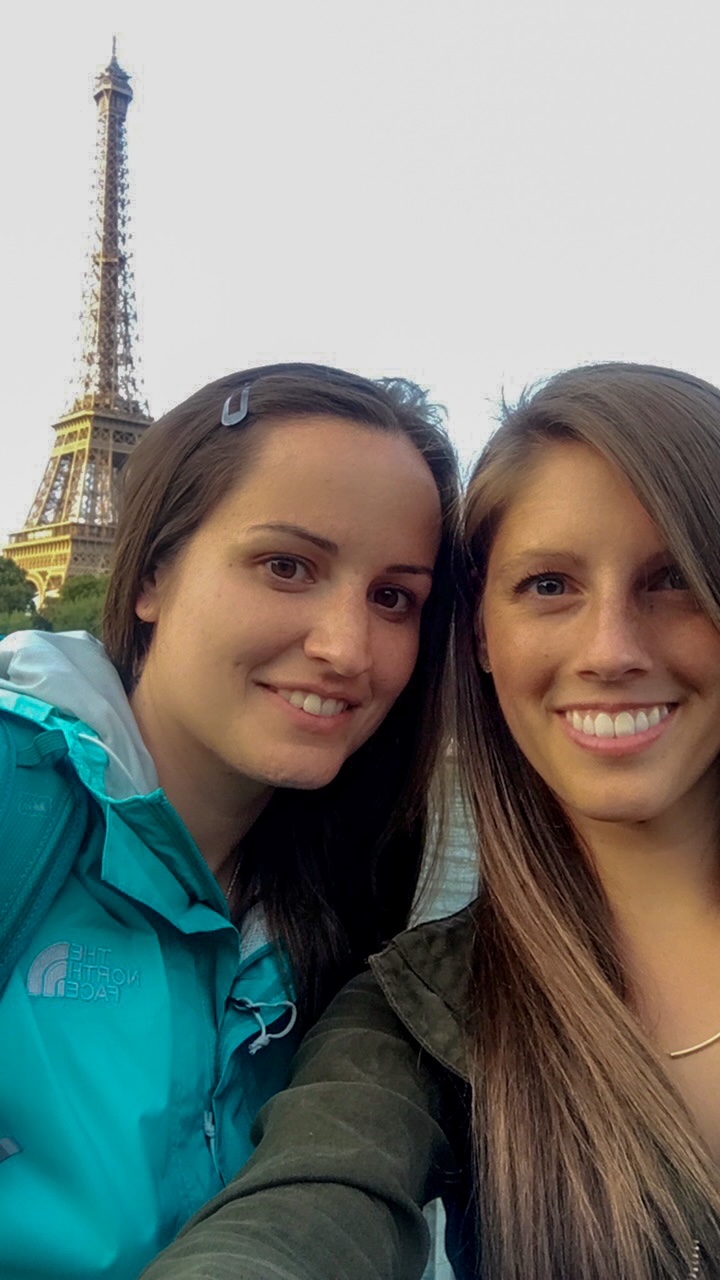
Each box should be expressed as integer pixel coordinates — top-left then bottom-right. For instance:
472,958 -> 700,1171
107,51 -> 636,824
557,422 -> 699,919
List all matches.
477,643 -> 491,674
475,617 -> 491,673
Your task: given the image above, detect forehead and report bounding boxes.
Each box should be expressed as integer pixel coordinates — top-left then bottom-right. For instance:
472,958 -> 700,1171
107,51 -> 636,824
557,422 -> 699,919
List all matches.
489,440 -> 661,562
209,413 -> 442,541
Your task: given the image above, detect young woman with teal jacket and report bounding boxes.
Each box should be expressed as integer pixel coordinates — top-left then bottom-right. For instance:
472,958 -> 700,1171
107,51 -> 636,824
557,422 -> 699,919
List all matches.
0,363 -> 460,1280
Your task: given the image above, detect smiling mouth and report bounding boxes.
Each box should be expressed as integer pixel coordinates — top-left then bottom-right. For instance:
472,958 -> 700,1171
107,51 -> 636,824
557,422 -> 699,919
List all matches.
275,688 -> 350,718
564,704 -> 672,738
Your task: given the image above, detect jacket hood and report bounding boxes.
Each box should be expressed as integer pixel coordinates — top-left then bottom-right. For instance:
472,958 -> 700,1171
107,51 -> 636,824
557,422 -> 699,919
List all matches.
0,630 -> 157,799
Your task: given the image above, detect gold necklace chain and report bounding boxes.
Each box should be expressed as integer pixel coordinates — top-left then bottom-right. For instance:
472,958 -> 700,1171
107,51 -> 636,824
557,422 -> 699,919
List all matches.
667,1029 -> 720,1060
225,855 -> 241,902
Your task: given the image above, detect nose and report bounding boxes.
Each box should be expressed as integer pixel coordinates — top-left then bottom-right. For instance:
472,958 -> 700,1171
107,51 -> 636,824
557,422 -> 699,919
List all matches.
303,590 -> 373,678
576,591 -> 653,683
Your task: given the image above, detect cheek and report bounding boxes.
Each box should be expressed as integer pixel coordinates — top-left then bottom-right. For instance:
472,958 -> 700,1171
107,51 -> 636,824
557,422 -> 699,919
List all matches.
485,604 -> 554,682
676,619 -> 720,687
376,630 -> 422,701
487,629 -> 557,735
485,615 -> 526,682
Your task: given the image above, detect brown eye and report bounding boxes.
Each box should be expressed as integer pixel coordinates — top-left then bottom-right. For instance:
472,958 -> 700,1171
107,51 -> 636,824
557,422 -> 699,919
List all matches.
268,558 -> 302,580
372,587 -> 411,613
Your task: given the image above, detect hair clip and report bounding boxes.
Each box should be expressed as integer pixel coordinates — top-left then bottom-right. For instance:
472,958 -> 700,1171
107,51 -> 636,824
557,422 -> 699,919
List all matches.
221,384 -> 251,427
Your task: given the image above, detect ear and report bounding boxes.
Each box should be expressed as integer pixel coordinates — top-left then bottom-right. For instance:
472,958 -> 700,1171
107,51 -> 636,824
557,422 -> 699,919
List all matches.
475,610 -> 492,674
135,570 -> 162,624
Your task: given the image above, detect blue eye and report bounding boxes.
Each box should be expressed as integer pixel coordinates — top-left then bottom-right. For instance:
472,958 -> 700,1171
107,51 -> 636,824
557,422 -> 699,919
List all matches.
533,575 -> 565,596
513,572 -> 568,598
653,565 -> 688,591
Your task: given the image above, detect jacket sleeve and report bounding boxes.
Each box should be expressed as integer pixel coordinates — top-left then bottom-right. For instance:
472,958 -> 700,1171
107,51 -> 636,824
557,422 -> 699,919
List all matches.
141,969 -> 457,1280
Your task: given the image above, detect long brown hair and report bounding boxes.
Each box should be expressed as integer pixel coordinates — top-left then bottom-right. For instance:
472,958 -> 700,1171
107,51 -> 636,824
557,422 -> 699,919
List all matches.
458,363 -> 720,1278
105,362 -> 460,1020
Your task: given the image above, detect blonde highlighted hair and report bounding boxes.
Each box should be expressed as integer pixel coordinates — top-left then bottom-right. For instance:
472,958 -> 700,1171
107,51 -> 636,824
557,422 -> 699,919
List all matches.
457,364 -> 720,1278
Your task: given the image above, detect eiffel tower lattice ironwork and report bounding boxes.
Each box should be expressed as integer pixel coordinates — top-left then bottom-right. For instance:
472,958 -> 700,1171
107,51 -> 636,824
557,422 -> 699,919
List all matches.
4,43 -> 152,603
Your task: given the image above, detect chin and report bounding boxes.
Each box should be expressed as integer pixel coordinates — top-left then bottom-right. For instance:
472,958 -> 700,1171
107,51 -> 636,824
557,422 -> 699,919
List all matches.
253,758 -> 345,792
589,810 -> 653,826
571,796 -> 661,826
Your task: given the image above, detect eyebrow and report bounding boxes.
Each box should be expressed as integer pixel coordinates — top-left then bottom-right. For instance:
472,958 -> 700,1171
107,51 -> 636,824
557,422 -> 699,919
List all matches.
496,549 -> 585,575
246,523 -> 434,578
496,546 -> 674,576
247,523 -> 338,554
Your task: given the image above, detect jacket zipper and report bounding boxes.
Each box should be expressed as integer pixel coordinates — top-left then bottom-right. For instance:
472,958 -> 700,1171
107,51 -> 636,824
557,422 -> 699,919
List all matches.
203,1108 -> 225,1186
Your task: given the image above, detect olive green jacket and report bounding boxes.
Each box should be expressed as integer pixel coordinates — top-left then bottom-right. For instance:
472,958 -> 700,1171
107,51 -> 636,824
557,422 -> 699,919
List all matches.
141,907 -> 478,1280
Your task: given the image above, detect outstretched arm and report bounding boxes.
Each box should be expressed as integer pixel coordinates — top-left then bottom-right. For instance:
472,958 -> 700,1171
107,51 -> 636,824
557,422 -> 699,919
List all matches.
142,971 -> 456,1280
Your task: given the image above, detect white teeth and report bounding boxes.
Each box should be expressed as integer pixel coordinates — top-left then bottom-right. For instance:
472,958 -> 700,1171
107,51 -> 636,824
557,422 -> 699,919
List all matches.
277,689 -> 347,717
319,700 -> 344,718
595,713 -> 615,738
565,704 -> 670,739
614,711 -> 636,738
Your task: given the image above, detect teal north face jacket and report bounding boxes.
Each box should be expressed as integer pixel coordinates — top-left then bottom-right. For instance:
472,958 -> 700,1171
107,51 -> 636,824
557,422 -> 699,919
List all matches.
142,909 -> 479,1280
0,631 -> 300,1280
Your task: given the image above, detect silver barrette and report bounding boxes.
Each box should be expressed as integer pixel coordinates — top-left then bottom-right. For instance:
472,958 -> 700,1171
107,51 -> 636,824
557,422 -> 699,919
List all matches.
221,385 -> 251,426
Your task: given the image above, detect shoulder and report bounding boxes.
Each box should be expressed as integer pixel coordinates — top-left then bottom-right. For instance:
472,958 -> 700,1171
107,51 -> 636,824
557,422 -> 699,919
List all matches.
373,904 -> 475,1012
368,905 -> 477,1081
143,977 -> 461,1280
0,701 -> 98,996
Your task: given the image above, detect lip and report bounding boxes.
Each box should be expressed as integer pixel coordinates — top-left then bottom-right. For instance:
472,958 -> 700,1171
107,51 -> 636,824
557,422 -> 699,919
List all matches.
260,683 -> 359,732
556,701 -> 677,714
558,705 -> 676,756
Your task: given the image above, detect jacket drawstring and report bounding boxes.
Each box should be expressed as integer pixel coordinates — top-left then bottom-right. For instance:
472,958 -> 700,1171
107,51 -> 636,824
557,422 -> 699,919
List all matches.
77,732 -> 142,794
0,1137 -> 21,1164
203,1111 -> 217,1163
231,996 -> 298,1055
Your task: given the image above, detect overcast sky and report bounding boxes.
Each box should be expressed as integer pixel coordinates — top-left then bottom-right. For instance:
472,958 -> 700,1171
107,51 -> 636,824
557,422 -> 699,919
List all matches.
2,0 -> 719,547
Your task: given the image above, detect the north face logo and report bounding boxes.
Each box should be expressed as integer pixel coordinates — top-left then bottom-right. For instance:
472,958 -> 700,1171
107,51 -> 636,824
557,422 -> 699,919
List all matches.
26,943 -> 141,1003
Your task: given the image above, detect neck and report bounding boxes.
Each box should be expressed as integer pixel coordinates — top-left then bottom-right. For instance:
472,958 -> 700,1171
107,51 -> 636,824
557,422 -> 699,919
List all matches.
130,688 -> 273,876
571,792 -> 720,1066
570,793 -> 720,944
159,759 -> 272,877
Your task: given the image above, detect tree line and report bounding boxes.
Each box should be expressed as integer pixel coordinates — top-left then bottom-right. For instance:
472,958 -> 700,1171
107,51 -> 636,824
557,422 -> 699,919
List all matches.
0,559 -> 108,638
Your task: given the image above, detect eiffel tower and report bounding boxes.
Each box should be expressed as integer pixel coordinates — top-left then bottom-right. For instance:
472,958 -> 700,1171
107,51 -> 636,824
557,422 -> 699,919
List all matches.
4,43 -> 152,603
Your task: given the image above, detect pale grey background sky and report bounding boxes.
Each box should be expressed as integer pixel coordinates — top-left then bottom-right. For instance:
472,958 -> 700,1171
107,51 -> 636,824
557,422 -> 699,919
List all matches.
2,0 -> 719,547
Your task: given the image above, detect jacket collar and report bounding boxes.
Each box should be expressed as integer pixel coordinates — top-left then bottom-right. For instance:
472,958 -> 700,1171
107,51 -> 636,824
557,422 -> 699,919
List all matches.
370,905 -> 476,1082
